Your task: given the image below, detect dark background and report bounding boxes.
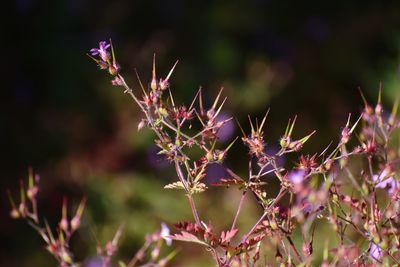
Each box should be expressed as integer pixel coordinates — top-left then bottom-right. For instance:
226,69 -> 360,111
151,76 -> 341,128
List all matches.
2,0 -> 400,266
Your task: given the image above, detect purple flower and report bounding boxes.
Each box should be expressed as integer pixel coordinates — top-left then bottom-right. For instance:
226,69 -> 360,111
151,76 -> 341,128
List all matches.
288,170 -> 306,185
372,168 -> 397,194
90,41 -> 110,62
160,223 -> 172,246
84,256 -> 103,267
370,243 -> 383,260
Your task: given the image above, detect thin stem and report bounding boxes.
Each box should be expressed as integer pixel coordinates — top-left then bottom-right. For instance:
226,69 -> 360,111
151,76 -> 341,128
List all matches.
161,119 -> 194,141
127,238 -> 152,267
174,160 -> 189,192
30,198 -> 39,224
240,211 -> 268,243
118,74 -> 145,112
187,194 -> 201,226
211,248 -> 222,267
240,189 -> 287,243
286,236 -> 303,263
174,160 -> 201,226
231,190 -> 247,231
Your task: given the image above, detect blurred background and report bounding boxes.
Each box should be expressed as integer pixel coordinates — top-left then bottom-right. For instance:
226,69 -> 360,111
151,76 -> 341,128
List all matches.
2,0 -> 400,266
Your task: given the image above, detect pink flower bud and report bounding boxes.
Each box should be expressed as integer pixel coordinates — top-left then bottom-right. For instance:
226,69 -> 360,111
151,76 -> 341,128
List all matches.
111,76 -> 123,86
70,216 -> 80,231
151,246 -> 160,260
98,61 -> 108,70
159,79 -> 169,90
151,78 -> 158,91
60,218 -> 69,232
10,208 -> 20,219
108,62 -> 120,76
106,242 -> 116,257
18,202 -> 27,217
27,186 -> 38,200
138,120 -> 146,131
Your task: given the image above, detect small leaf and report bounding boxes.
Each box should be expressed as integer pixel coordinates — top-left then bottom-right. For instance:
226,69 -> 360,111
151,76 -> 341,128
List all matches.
220,228 -> 239,244
169,231 -> 208,247
191,182 -> 207,194
164,181 -> 185,190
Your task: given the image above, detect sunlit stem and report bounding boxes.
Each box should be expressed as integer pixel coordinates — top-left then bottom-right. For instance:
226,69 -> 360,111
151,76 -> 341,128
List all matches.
174,160 -> 201,226
230,190 -> 247,231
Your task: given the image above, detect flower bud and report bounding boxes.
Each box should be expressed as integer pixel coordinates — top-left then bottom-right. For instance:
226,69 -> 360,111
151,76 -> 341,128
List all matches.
151,78 -> 158,91
70,216 -> 80,231
18,202 -> 27,217
159,79 -> 169,90
207,109 -> 215,120
98,60 -> 108,70
375,103 -> 382,117
280,136 -> 290,149
270,220 -> 278,230
60,249 -> 73,264
324,159 -> 333,171
111,76 -> 123,86
158,258 -> 168,267
27,186 -> 38,200
158,107 -> 169,117
106,242 -> 116,257
138,120 -> 146,131
10,208 -> 20,219
364,104 -> 374,116
150,91 -> 158,104
60,218 -> 69,232
339,156 -> 348,169
340,127 -> 350,144
151,246 -> 160,260
108,63 -> 120,76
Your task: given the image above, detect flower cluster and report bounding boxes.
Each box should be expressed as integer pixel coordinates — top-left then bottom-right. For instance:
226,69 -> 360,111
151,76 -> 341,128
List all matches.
89,40 -> 120,80
84,40 -> 400,266
8,40 -> 400,266
8,169 -> 85,267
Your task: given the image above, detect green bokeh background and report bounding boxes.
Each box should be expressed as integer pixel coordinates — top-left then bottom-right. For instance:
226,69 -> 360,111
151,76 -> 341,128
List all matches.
2,0 -> 400,266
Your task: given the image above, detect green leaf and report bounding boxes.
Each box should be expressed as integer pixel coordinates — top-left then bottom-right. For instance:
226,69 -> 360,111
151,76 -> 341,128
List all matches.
164,181 -> 185,190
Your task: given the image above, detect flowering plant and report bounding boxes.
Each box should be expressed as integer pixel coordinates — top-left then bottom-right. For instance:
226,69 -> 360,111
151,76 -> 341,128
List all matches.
8,40 -> 400,266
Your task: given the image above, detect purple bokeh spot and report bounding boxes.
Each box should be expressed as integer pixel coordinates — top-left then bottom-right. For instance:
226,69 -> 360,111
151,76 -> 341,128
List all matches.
146,145 -> 169,169
206,163 -> 228,184
216,113 -> 236,142
288,170 -> 306,185
85,257 -> 103,267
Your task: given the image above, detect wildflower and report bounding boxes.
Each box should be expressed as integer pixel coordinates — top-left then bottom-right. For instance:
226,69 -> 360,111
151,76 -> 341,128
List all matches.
161,223 -> 172,246
288,170 -> 306,185
90,41 -> 111,62
370,243 -> 383,261
372,171 -> 397,194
